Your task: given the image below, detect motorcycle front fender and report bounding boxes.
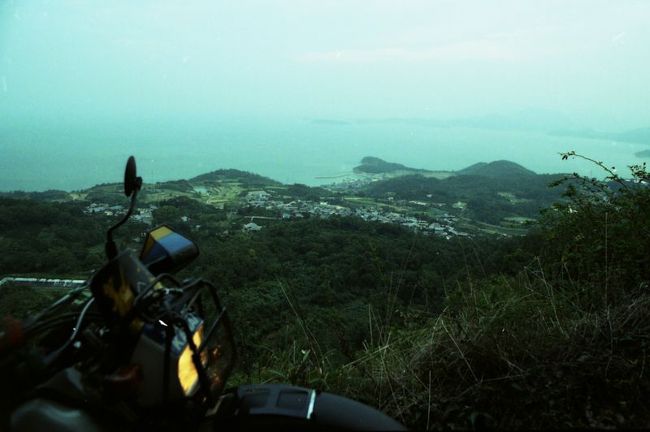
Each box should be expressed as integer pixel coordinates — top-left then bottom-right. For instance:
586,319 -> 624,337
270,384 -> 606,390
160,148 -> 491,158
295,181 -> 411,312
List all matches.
210,384 -> 407,431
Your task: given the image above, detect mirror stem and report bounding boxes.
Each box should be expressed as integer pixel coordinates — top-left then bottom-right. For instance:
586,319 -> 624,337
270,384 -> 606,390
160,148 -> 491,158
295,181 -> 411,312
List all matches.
105,187 -> 140,260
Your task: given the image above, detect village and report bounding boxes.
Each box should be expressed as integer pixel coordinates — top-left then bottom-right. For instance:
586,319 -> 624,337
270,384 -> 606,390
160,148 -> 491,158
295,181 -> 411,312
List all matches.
81,184 -> 472,240
241,190 -> 470,239
83,202 -> 158,225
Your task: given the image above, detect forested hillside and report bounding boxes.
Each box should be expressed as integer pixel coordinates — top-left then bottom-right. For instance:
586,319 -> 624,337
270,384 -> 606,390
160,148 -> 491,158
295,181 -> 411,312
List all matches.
362,171 -> 566,224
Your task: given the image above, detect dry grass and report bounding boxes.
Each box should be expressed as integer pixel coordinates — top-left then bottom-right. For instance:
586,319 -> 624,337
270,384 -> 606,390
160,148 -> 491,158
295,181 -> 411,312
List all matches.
334,269 -> 650,429
229,254 -> 650,429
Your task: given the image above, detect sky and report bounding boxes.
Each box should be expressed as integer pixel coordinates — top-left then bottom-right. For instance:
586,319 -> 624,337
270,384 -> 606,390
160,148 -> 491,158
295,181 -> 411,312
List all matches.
1,0 -> 649,127
1,0 -> 650,190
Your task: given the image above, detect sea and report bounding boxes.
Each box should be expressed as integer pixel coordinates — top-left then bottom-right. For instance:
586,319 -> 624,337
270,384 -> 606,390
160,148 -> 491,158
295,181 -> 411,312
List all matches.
1,117 -> 647,192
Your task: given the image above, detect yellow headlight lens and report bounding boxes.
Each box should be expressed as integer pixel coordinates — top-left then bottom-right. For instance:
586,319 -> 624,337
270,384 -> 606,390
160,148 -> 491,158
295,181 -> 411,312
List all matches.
178,325 -> 204,395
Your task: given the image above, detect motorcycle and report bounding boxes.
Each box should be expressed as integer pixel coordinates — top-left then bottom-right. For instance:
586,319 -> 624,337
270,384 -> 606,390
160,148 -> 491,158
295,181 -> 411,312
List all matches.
0,157 -> 406,431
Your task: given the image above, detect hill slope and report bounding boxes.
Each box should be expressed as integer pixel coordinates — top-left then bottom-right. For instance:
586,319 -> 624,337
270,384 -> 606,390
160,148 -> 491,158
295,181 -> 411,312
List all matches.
190,169 -> 281,186
457,160 -> 537,178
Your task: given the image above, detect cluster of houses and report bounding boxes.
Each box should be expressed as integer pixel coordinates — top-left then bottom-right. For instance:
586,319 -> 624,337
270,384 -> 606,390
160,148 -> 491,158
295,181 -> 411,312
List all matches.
350,208 -> 469,238
84,203 -> 157,225
81,190 -> 469,239
84,203 -> 126,216
243,190 -> 470,238
325,177 -> 374,193
246,191 -> 353,220
133,206 -> 157,225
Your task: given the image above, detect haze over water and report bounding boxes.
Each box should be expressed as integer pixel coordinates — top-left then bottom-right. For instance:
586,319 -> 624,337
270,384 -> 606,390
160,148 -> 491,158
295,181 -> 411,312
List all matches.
1,1 -> 649,191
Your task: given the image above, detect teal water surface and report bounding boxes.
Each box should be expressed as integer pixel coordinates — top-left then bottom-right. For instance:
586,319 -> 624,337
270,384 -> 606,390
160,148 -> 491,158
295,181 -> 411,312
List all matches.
1,118 -> 646,192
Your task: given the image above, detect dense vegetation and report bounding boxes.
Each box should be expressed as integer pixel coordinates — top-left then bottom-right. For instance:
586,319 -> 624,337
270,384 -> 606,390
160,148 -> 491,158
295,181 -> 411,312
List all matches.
0,198 -> 151,277
1,155 -> 649,429
0,189 -> 71,202
363,170 -> 566,224
192,218 -> 534,369
331,156 -> 650,429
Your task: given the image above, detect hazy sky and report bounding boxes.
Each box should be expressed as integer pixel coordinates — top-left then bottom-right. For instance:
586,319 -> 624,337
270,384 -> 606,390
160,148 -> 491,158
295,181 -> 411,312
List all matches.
1,0 -> 649,129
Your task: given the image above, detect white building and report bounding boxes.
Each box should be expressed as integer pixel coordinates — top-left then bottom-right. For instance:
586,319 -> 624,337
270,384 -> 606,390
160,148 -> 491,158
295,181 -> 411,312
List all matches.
242,222 -> 262,232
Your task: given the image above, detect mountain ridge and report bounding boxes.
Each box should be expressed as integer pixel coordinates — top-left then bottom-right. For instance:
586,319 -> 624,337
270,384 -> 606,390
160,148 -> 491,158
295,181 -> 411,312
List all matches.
456,160 -> 537,178
1,157 -> 550,198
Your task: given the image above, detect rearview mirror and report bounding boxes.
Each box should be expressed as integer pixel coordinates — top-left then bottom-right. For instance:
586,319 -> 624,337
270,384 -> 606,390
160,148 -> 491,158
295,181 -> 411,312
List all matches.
124,156 -> 143,197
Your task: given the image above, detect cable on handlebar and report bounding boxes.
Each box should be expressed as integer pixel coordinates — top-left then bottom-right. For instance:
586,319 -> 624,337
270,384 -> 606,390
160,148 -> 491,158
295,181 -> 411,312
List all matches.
44,298 -> 96,366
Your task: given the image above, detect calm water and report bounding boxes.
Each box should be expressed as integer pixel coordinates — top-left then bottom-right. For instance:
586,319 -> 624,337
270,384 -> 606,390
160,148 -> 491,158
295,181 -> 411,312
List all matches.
0,118 -> 646,191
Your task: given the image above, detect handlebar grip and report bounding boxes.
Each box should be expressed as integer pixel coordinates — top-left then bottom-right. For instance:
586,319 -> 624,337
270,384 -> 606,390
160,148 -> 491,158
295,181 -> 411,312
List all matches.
0,316 -> 24,355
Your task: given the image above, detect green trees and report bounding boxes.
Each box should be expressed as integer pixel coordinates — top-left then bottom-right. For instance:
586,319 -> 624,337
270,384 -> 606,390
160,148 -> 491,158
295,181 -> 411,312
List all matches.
188,216 -> 508,380
540,154 -> 650,303
363,172 -> 567,224
0,199 -> 106,275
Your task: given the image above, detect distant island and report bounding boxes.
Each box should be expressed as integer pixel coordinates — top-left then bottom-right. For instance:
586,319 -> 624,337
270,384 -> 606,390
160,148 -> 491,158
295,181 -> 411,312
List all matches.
550,127 -> 650,145
353,156 -> 537,179
635,149 -> 650,158
353,156 -> 432,174
312,114 -> 650,145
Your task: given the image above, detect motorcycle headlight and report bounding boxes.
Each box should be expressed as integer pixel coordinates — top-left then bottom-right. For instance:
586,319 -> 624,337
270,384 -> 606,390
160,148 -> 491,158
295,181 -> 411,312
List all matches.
131,316 -> 206,404
130,281 -> 235,408
177,322 -> 204,395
